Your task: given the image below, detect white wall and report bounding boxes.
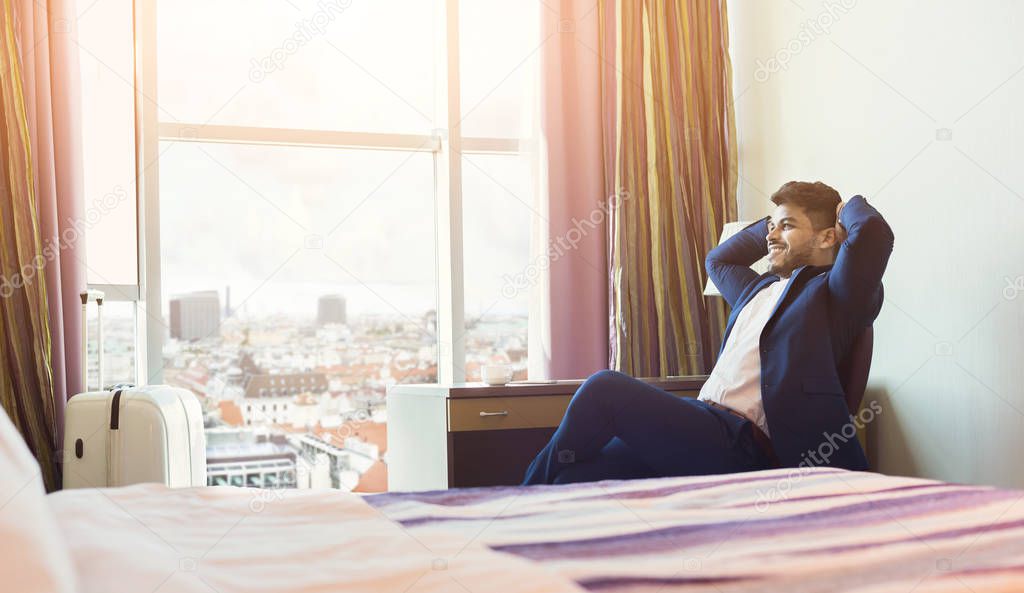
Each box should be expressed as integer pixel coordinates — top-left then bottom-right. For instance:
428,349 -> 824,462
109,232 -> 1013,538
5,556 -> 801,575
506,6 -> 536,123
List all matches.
727,0 -> 1024,486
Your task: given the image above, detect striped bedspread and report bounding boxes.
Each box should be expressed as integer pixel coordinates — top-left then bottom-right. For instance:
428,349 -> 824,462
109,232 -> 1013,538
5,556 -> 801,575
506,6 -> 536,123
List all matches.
365,468 -> 1024,593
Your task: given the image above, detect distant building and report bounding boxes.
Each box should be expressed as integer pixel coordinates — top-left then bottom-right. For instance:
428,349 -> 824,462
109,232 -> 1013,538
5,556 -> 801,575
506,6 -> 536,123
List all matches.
169,291 -> 221,341
238,350 -> 262,377
316,294 -> 347,326
241,372 -> 329,426
243,372 -> 328,398
294,433 -> 380,491
205,427 -> 298,488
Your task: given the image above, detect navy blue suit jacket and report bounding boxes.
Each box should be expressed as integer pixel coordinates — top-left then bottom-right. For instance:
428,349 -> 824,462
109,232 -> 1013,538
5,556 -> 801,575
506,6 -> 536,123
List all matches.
705,195 -> 894,470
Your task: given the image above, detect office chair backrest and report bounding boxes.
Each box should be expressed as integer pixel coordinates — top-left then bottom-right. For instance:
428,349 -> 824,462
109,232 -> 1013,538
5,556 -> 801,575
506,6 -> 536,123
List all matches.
838,326 -> 874,415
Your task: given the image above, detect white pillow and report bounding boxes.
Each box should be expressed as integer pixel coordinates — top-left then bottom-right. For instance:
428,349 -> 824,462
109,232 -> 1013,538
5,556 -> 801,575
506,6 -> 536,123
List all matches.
0,408 -> 76,593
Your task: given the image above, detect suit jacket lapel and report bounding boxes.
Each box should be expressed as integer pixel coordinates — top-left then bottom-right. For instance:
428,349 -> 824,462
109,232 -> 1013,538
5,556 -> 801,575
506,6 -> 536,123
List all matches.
765,264 -> 833,328
718,264 -> 834,357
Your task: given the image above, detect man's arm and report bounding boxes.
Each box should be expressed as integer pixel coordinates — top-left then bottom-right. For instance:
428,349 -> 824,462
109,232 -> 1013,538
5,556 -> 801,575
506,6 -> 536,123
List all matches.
829,195 -> 894,325
705,217 -> 770,307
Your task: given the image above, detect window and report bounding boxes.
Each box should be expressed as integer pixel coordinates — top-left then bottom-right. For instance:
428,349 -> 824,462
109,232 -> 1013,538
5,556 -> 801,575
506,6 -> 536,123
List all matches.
82,0 -> 540,491
459,0 -> 541,137
78,0 -> 139,287
457,1 -> 540,383
461,154 -> 533,381
78,0 -> 143,388
84,301 -> 137,390
157,0 -> 434,134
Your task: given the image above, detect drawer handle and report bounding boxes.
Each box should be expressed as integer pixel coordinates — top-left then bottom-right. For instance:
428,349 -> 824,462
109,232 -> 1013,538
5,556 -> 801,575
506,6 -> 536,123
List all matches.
479,410 -> 509,417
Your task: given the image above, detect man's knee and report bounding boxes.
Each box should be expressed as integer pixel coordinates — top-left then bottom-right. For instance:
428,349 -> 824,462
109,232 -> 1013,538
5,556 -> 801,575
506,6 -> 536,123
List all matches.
587,369 -> 629,386
574,369 -> 628,403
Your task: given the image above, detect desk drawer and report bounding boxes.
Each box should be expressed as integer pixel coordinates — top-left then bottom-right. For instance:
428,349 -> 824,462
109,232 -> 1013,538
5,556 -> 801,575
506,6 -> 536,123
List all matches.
448,395 -> 571,432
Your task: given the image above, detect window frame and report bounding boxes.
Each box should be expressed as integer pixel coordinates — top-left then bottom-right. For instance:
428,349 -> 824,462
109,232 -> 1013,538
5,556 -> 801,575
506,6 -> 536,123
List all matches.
112,0 -> 524,387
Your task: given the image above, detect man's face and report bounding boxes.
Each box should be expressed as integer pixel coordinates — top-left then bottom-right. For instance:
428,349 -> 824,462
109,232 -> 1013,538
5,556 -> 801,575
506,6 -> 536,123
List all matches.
765,204 -> 830,278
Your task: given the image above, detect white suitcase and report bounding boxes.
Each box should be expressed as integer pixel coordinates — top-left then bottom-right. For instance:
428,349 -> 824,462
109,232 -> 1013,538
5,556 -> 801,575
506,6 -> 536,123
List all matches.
62,385 -> 207,489
65,291 -> 206,488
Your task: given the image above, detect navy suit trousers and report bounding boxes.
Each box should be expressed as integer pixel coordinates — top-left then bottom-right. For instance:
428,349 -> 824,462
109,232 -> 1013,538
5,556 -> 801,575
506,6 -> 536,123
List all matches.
521,370 -> 772,485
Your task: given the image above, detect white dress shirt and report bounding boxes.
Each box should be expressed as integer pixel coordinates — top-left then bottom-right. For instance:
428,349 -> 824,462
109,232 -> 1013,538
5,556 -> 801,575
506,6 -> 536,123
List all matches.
698,276 -> 791,436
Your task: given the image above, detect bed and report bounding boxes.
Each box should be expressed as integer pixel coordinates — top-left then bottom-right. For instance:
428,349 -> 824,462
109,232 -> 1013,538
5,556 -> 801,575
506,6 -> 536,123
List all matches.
4,401 -> 1024,593
38,468 -> 1024,592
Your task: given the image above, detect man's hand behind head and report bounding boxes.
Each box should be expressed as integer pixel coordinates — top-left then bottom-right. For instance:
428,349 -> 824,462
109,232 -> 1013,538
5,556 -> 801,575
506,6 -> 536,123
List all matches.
834,201 -> 848,245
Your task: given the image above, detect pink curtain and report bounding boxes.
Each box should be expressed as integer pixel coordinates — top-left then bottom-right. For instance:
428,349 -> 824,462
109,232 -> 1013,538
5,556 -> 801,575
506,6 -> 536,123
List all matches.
530,0 -> 612,380
15,0 -> 85,479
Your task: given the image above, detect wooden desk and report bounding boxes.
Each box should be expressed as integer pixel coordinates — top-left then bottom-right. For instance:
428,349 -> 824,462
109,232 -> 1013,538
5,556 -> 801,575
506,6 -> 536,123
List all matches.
386,376 -> 708,492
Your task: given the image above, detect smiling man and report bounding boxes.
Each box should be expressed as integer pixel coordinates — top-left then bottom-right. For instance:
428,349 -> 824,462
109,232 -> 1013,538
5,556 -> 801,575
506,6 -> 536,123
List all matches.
522,181 -> 894,485
765,181 -> 847,277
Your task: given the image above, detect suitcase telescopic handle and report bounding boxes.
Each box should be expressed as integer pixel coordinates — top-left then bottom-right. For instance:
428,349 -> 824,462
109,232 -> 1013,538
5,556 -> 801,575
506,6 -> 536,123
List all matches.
80,289 -> 105,391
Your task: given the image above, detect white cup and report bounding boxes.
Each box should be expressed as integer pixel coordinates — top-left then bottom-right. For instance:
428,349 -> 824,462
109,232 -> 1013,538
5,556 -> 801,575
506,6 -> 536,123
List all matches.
481,364 -> 514,385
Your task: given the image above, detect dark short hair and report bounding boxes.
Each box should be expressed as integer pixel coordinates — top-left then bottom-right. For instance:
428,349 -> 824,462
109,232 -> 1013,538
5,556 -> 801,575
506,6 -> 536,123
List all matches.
769,181 -> 841,230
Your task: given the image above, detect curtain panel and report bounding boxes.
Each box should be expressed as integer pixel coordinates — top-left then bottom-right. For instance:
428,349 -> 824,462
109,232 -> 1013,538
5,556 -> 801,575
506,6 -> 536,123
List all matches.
529,0 -> 611,380
1,0 -> 85,491
604,0 -> 737,376
1,0 -> 56,490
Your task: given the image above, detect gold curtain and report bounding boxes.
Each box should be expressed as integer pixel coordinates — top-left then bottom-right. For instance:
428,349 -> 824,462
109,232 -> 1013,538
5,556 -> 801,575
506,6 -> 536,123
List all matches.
1,0 -> 59,490
604,0 -> 737,376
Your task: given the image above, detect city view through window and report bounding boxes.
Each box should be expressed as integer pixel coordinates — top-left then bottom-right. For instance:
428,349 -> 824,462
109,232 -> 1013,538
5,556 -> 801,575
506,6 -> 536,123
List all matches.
91,277 -> 528,493
82,0 -> 539,492
161,294 -> 509,493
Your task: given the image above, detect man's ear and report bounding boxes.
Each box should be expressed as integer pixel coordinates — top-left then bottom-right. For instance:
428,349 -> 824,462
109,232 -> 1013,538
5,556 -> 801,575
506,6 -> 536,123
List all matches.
817,227 -> 839,250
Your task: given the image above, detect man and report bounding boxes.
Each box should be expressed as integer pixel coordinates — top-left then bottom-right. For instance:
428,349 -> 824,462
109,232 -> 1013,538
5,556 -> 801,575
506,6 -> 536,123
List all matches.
522,181 -> 893,485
